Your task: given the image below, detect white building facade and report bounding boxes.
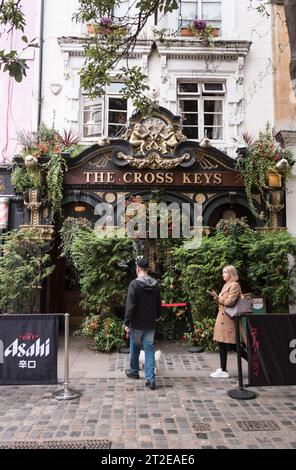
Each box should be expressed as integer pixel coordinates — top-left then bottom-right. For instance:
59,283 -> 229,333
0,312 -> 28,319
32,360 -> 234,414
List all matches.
35,0 -> 275,161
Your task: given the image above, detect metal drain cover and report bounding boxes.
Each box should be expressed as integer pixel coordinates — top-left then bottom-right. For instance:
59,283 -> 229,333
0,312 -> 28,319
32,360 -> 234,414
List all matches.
237,421 -> 280,432
0,440 -> 112,449
193,423 -> 212,432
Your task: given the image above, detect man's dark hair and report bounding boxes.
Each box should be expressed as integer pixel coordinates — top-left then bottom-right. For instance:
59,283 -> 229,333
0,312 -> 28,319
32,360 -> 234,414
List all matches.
136,258 -> 149,270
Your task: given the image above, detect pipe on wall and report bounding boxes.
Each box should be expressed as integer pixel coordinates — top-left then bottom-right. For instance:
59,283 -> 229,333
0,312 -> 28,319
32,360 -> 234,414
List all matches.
37,0 -> 45,128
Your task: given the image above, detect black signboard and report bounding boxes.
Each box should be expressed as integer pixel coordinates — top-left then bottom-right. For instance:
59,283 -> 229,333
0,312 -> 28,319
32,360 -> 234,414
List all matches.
0,315 -> 59,385
246,314 -> 296,386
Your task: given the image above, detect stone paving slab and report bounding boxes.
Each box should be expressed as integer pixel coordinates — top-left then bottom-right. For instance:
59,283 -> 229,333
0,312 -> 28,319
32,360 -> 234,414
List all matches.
0,336 -> 295,449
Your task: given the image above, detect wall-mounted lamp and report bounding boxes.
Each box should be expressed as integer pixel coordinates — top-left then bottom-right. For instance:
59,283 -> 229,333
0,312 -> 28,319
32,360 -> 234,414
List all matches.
74,206 -> 86,213
275,158 -> 289,172
199,130 -> 212,148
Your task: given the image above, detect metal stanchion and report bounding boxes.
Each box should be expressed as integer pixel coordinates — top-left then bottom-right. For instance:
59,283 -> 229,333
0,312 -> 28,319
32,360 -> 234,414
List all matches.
227,315 -> 257,400
53,313 -> 81,401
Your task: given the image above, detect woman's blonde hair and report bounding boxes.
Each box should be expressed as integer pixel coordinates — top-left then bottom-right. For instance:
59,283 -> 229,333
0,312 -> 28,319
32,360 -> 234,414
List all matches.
223,265 -> 239,282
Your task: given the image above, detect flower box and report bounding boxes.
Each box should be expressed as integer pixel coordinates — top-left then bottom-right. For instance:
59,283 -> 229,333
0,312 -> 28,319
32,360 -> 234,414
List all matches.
179,26 -> 220,40
87,23 -> 127,36
180,27 -> 193,37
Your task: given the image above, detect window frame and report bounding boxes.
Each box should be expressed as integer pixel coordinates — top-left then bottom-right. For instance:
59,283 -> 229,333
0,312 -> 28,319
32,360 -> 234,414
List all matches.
80,82 -> 128,142
81,94 -> 104,141
179,0 -> 222,30
177,80 -> 225,143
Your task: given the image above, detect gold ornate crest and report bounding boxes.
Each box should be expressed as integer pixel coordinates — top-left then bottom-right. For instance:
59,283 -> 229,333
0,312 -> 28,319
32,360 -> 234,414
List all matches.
122,117 -> 187,155
117,151 -> 191,169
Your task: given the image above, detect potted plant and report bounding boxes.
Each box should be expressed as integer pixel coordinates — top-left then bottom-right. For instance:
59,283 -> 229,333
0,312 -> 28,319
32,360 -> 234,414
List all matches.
180,19 -> 219,45
87,17 -> 127,36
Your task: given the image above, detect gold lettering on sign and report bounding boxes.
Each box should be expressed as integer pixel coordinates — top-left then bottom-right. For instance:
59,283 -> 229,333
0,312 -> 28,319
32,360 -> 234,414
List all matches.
145,173 -> 155,184
84,172 -> 93,183
156,173 -> 164,184
107,172 -> 115,183
82,171 -> 224,185
134,173 -> 142,184
166,173 -> 174,183
204,174 -> 212,184
123,173 -> 133,183
183,174 -> 191,184
194,174 -> 203,184
214,174 -> 222,184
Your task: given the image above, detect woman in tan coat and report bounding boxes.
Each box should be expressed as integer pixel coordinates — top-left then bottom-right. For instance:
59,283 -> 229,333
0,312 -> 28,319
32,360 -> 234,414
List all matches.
209,265 -> 248,378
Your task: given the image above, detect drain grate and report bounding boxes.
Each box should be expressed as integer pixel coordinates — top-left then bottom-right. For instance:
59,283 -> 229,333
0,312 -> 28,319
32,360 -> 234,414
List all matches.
0,440 -> 112,449
237,421 -> 280,432
193,423 -> 212,432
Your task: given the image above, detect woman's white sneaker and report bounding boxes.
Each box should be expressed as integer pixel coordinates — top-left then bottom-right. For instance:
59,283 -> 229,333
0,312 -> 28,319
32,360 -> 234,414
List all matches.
210,368 -> 230,378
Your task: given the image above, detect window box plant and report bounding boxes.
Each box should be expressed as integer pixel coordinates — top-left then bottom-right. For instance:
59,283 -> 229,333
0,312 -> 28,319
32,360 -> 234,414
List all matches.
87,17 -> 127,37
180,19 -> 219,45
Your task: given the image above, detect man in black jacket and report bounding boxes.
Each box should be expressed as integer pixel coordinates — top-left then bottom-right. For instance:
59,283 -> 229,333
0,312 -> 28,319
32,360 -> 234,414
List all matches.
124,258 -> 161,390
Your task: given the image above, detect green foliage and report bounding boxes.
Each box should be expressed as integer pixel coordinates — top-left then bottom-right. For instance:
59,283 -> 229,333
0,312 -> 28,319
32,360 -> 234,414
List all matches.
71,229 -> 133,314
0,1 -> 38,82
216,217 -> 253,238
46,153 -> 68,221
69,145 -> 90,158
183,318 -> 218,351
75,314 -> 126,352
11,166 -> 33,193
166,228 -> 296,317
156,308 -> 190,341
236,123 -> 295,217
0,229 -> 54,314
17,124 -> 62,158
168,233 -> 245,319
119,67 -> 156,116
60,217 -> 92,263
243,230 -> 296,312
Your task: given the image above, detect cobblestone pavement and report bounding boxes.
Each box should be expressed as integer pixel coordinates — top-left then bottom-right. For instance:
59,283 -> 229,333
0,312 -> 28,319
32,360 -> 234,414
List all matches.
0,337 -> 296,449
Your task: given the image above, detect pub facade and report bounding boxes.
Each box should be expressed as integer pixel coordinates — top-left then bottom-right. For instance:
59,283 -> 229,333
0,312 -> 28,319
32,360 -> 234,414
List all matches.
0,106 -> 287,321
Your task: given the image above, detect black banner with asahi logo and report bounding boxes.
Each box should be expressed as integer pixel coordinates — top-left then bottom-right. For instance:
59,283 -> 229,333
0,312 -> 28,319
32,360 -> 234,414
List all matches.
0,315 -> 59,385
246,314 -> 296,386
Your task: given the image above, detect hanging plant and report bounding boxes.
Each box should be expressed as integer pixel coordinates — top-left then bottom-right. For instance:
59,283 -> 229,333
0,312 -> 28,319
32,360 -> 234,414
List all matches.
11,166 -> 33,194
46,153 -> 68,221
236,124 -> 295,217
60,217 -> 92,264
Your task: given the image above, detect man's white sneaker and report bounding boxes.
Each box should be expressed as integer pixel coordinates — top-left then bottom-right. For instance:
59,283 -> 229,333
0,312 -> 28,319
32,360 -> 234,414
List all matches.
210,369 -> 230,379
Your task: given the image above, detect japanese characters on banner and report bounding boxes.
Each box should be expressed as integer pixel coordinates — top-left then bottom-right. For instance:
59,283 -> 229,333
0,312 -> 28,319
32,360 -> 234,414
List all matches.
0,315 -> 59,385
246,315 -> 296,386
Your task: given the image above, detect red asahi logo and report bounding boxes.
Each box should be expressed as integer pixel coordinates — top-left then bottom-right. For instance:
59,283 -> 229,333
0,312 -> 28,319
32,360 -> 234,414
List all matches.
4,338 -> 50,358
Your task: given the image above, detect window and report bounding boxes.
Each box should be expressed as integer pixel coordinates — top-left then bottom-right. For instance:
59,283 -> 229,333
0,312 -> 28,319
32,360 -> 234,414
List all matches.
107,83 -> 128,137
83,97 -> 103,139
178,81 -> 225,141
113,0 -> 130,18
82,83 -> 128,139
179,0 -> 222,29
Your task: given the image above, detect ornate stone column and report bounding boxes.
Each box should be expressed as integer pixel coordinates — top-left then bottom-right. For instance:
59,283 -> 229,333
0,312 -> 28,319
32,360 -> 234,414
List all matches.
22,189 -> 54,241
